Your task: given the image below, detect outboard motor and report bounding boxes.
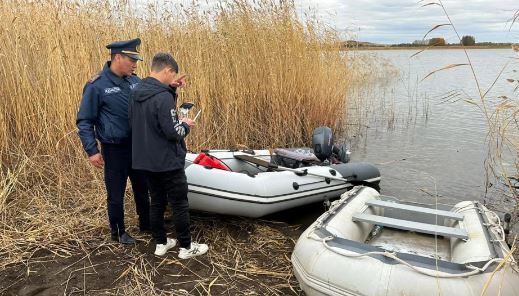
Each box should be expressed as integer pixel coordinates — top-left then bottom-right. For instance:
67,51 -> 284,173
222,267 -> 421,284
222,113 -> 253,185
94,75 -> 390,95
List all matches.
312,127 -> 334,162
332,143 -> 350,163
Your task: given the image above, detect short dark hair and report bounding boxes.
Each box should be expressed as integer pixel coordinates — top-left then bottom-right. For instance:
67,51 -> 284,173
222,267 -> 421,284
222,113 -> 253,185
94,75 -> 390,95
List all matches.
151,53 -> 179,73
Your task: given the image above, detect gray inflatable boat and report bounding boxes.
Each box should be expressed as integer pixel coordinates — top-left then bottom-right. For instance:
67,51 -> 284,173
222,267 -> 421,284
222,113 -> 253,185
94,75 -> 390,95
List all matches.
184,150 -> 381,218
292,186 -> 519,295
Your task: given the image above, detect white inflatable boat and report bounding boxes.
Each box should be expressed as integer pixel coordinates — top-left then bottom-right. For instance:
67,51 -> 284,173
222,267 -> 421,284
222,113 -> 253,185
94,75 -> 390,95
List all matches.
184,150 -> 381,218
292,186 -> 519,296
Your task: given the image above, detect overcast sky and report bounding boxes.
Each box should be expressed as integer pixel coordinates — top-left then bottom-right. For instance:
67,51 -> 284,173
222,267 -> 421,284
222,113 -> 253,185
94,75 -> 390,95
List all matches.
295,0 -> 519,44
138,0 -> 518,44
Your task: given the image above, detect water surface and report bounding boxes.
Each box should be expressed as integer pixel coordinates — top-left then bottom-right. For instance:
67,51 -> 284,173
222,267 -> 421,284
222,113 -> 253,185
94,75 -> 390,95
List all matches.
348,48 -> 519,209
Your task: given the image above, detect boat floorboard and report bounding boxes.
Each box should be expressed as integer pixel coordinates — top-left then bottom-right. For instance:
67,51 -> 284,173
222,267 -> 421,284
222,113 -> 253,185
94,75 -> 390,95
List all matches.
367,228 -> 452,261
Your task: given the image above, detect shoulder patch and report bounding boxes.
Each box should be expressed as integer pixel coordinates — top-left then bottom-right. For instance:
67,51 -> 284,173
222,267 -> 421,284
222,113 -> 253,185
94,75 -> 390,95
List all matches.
87,73 -> 101,84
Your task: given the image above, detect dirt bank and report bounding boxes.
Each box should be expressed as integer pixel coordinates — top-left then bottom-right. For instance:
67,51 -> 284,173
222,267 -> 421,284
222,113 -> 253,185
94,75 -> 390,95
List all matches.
0,211 -> 315,295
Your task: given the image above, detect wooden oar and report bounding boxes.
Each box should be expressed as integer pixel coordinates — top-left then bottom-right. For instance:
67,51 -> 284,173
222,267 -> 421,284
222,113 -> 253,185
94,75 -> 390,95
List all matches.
234,154 -> 349,183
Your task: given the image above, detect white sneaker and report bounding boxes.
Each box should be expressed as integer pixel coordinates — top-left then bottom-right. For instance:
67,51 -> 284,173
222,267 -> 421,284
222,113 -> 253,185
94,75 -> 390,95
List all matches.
154,238 -> 177,256
178,242 -> 208,259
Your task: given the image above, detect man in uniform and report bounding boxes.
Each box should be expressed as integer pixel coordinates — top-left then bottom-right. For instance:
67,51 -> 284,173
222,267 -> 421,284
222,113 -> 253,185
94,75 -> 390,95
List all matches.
77,38 -> 150,244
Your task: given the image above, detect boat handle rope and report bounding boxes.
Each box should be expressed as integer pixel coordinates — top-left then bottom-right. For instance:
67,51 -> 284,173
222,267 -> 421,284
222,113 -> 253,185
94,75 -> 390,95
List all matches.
306,234 -> 511,278
454,206 -> 510,253
484,210 -> 506,240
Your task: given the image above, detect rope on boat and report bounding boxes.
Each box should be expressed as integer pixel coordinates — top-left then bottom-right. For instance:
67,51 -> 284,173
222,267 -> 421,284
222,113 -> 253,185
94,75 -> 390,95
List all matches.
307,186 -> 518,276
455,205 -> 512,259
318,235 -> 507,278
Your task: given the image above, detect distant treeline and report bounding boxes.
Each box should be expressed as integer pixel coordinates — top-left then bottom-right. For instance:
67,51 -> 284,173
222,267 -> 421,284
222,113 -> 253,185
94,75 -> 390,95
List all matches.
341,39 -> 513,49
387,42 -> 512,48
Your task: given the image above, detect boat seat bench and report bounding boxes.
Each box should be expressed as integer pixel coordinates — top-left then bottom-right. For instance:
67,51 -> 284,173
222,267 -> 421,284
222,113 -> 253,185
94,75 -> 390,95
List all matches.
366,199 -> 464,221
352,213 -> 469,239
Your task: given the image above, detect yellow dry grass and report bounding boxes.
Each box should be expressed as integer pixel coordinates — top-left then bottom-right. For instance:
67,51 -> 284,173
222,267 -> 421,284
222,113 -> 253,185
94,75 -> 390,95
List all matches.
0,0 -> 353,157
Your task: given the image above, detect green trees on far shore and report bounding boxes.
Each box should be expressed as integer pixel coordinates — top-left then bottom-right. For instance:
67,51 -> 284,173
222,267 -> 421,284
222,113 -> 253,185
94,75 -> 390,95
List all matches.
461,35 -> 476,46
341,34 -> 512,49
429,37 -> 446,46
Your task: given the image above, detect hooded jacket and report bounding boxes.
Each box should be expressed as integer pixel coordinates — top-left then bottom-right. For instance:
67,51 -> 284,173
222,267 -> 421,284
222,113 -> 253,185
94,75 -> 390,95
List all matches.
129,77 -> 190,172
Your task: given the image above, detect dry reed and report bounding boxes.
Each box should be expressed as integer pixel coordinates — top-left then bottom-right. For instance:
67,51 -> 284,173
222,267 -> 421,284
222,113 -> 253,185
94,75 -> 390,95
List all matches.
0,0 -> 365,294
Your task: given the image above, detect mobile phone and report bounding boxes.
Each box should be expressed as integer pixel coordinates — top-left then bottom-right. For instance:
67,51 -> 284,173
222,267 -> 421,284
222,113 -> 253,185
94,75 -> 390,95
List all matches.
179,102 -> 195,110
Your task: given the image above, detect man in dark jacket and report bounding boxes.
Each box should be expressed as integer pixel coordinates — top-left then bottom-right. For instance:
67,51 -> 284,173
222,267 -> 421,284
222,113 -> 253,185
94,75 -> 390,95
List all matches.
76,38 -> 150,244
129,53 -> 208,258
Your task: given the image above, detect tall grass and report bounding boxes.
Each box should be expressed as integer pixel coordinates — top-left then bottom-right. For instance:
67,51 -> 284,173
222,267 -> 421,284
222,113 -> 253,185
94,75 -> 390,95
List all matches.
0,0 -> 363,293
0,0 -> 352,159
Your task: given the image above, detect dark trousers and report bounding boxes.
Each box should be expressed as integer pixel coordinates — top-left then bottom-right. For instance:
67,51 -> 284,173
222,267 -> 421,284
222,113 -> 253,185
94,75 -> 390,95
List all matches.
146,169 -> 191,248
101,143 -> 150,236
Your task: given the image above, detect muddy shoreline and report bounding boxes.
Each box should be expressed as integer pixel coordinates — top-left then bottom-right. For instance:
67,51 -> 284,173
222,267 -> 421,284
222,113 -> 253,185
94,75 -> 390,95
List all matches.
0,211 -> 315,295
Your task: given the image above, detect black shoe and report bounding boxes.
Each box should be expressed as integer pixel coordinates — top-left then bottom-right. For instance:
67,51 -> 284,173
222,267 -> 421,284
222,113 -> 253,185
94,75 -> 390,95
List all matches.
111,232 -> 136,245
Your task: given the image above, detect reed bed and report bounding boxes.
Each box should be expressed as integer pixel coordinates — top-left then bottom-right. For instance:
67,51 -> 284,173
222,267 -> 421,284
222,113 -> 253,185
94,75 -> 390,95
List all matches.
0,0 -> 365,294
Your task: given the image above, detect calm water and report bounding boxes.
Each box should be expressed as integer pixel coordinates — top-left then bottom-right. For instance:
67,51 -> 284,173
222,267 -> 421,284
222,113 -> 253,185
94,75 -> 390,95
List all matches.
348,48 -> 519,208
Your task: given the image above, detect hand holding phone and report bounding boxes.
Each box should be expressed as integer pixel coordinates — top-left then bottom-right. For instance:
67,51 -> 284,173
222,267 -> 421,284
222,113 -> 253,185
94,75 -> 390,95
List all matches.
183,118 -> 196,127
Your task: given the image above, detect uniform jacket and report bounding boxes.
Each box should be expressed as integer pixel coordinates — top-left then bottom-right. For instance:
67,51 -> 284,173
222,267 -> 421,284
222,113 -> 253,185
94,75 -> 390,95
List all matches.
129,77 -> 190,172
76,62 -> 140,156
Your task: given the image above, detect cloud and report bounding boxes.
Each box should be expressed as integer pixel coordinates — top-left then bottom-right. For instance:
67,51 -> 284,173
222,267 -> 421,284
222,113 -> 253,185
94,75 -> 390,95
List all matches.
134,0 -> 519,43
295,0 -> 519,43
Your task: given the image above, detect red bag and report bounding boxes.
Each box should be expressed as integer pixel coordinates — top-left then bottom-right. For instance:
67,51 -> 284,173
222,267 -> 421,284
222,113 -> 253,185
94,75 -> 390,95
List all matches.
193,153 -> 230,171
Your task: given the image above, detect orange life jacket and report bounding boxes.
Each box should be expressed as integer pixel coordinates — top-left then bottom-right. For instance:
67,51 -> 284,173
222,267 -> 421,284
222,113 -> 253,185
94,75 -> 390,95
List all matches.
193,153 -> 230,171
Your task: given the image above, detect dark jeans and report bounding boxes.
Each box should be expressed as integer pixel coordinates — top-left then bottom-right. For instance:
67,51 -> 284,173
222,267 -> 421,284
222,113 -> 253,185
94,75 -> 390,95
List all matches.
146,169 -> 191,248
101,143 -> 150,237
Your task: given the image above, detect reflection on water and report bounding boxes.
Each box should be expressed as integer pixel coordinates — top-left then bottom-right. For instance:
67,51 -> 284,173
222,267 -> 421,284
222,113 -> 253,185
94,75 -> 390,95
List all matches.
347,49 -> 519,210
